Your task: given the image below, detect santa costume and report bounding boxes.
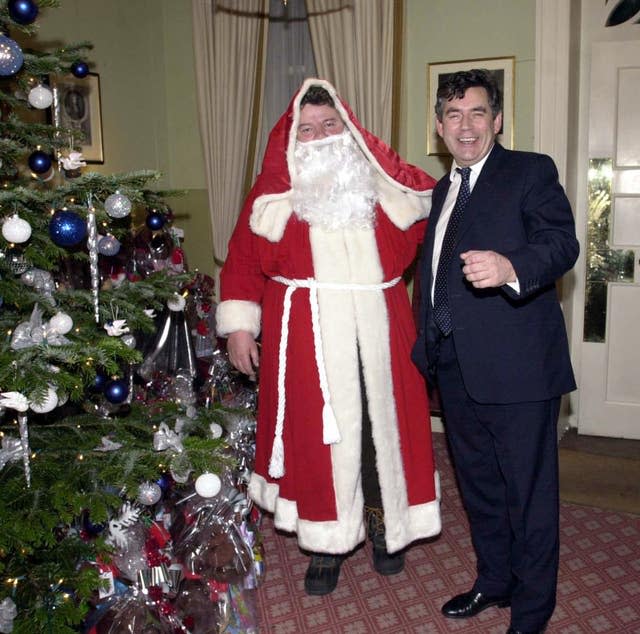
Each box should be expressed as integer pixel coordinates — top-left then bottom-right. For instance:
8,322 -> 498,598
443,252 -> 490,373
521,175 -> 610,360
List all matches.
217,78 -> 441,556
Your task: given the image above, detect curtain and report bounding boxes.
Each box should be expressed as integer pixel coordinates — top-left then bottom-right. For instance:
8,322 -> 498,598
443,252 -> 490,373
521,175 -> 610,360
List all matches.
191,0 -> 269,266
305,0 -> 395,142
255,0 -> 317,176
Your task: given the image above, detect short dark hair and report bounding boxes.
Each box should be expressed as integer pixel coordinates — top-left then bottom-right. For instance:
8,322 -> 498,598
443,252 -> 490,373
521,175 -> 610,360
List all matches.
434,69 -> 502,121
300,85 -> 335,108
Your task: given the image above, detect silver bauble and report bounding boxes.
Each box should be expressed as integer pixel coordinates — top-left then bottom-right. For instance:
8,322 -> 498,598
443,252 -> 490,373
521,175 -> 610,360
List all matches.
104,192 -> 132,218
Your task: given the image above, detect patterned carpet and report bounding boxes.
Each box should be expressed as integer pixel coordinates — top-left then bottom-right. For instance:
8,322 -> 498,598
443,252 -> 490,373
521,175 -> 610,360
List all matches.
256,433 -> 640,633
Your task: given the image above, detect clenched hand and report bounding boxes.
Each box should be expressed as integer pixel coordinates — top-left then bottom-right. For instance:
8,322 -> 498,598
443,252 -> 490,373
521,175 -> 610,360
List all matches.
460,250 -> 516,288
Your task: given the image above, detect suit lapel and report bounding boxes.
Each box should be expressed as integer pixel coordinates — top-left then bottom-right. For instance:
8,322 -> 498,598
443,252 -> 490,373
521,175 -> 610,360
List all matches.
454,143 -> 505,245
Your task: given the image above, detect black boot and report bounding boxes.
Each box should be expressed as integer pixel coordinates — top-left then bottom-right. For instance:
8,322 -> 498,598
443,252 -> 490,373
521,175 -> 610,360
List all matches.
304,553 -> 345,595
365,506 -> 405,575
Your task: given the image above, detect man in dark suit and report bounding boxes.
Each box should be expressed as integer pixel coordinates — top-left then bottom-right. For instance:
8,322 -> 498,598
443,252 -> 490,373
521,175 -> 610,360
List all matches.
412,69 -> 579,634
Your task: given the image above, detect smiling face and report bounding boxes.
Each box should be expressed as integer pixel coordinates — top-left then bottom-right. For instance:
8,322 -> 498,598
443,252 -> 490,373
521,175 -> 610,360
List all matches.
436,86 -> 502,167
296,103 -> 345,142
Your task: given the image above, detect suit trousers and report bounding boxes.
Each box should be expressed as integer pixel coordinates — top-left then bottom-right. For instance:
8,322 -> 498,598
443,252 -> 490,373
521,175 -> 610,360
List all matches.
436,335 -> 560,631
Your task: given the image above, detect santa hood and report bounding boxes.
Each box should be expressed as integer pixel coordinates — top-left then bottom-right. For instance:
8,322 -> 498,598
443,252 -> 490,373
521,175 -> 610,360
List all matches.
250,78 -> 436,242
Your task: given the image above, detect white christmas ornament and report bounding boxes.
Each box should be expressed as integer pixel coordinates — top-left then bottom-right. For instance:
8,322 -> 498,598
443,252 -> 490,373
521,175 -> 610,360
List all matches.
30,385 -> 58,414
48,312 -> 73,335
104,192 -> 132,218
59,151 -> 86,171
28,84 -> 54,109
104,319 -> 130,336
209,423 -> 223,439
167,294 -> 186,312
2,214 -> 32,243
195,472 -> 221,498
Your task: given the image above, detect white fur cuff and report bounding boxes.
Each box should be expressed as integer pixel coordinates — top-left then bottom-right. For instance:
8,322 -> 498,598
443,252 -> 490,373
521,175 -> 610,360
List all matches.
377,176 -> 432,228
215,300 -> 261,338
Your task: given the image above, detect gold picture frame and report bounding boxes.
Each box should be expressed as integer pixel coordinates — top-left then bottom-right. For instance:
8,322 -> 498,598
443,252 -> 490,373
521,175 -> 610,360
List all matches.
51,72 -> 104,163
426,56 -> 515,156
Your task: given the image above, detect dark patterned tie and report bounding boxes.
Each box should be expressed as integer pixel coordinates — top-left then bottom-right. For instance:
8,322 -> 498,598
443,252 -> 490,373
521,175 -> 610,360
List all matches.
432,166 -> 472,336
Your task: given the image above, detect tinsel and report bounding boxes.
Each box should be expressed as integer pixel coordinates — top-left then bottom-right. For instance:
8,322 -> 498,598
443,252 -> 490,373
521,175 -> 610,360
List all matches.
18,412 -> 31,487
87,194 -> 100,323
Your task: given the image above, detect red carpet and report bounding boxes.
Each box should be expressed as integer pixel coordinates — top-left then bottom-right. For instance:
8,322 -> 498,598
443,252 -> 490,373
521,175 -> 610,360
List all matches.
256,433 -> 640,633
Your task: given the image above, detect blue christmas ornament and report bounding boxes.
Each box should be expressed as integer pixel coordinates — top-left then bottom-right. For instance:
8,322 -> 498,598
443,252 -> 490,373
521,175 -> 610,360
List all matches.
8,0 -> 39,25
92,371 -> 108,392
0,35 -> 24,76
28,150 -> 52,174
156,473 -> 173,492
80,510 -> 105,536
49,210 -> 87,247
145,211 -> 166,231
104,378 -> 129,404
70,60 -> 89,78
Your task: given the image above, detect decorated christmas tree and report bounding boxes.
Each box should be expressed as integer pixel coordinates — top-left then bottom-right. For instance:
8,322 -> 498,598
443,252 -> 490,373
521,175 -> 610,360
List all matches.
0,3 -> 260,632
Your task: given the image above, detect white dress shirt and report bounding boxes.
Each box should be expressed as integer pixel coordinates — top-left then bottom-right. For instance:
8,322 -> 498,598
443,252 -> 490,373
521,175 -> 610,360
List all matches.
430,147 -> 519,301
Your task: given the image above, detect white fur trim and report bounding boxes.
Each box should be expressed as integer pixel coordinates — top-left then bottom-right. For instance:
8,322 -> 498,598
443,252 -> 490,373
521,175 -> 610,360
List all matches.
215,300 -> 261,338
250,192 -> 294,242
377,175 -> 432,229
248,471 -> 441,553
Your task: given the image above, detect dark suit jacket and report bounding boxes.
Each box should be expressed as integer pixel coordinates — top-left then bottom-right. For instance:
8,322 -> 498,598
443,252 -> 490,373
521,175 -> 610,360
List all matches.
412,143 -> 579,404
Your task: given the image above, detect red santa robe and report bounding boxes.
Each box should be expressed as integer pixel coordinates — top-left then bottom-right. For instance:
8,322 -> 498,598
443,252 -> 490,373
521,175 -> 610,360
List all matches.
217,78 -> 441,555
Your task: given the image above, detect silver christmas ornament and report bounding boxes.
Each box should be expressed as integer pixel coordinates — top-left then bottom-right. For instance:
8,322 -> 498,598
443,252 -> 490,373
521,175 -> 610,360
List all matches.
29,385 -> 58,414
49,312 -> 73,335
104,192 -> 132,218
121,333 -> 136,349
137,481 -> 162,505
97,234 -> 121,256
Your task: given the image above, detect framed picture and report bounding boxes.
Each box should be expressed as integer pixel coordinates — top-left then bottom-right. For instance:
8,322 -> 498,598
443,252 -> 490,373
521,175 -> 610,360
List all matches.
426,56 -> 515,156
51,72 -> 104,163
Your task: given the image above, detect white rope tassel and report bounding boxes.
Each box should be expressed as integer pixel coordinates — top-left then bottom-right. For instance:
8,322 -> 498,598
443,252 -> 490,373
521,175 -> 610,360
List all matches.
268,285 -> 295,479
309,283 -> 341,445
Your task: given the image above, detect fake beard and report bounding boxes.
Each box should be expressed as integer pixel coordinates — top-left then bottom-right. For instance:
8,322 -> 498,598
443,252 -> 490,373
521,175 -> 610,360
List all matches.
291,131 -> 378,231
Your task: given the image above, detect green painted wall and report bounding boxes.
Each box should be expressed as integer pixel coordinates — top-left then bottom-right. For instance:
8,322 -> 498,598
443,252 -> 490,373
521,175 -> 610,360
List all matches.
31,0 -> 213,276
402,0 -> 536,180
29,0 -> 536,280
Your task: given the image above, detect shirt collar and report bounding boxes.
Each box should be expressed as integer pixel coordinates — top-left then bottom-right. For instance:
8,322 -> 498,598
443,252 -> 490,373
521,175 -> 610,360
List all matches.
449,143 -> 494,182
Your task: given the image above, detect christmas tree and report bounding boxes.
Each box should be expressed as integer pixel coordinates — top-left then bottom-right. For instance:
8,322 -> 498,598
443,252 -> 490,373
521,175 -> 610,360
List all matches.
0,3 -> 260,632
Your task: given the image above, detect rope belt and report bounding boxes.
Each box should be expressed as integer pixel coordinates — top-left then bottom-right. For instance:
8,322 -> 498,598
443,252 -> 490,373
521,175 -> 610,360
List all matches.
268,275 -> 401,478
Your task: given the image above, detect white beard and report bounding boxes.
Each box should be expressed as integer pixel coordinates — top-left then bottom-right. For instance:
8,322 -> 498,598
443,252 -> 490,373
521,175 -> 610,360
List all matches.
291,131 -> 378,231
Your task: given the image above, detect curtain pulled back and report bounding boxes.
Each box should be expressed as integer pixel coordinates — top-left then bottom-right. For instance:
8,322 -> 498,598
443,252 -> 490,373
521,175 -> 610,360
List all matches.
191,0 -> 269,267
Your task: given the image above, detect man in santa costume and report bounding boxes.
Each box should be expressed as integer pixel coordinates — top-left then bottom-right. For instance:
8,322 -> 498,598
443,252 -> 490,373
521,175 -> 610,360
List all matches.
216,78 -> 441,595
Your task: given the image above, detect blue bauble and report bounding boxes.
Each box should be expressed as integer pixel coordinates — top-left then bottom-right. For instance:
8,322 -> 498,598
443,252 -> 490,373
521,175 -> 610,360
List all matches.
145,211 -> 166,231
49,210 -> 87,247
80,510 -> 105,536
104,379 -> 129,404
92,372 -> 108,391
8,0 -> 39,25
0,35 -> 24,76
70,60 -> 89,78
156,473 -> 173,492
28,150 -> 52,174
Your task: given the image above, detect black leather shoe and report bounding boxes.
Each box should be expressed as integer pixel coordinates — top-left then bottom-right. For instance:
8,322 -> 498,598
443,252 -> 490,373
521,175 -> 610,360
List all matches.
304,554 -> 344,595
442,590 -> 510,619
506,627 -> 547,634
